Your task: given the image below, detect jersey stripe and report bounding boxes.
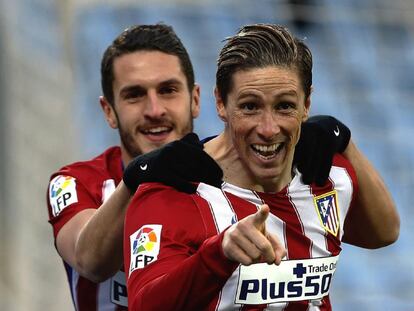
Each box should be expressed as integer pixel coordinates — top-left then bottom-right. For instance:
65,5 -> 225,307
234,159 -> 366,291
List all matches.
77,275 -> 98,310
98,281 -> 111,310
102,179 -> 116,203
197,183 -> 236,233
192,160 -> 355,311
197,183 -> 241,310
290,172 -> 333,258
329,166 -> 354,241
281,175 -> 311,311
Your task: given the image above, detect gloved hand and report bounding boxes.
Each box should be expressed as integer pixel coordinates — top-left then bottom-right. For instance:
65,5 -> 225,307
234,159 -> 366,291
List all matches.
123,133 -> 223,194
293,115 -> 351,186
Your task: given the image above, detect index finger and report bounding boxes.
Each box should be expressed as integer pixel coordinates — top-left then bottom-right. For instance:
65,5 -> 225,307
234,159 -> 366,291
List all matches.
251,204 -> 270,230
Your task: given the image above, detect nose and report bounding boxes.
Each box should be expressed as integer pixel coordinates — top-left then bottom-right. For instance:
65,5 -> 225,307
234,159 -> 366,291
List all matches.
143,90 -> 166,119
257,111 -> 280,140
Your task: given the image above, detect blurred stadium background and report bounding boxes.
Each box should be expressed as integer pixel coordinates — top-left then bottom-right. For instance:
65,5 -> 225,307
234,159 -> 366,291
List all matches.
0,0 -> 413,310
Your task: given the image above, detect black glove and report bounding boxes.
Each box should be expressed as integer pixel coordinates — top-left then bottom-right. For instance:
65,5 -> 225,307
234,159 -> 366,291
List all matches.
294,115 -> 351,186
123,133 -> 223,194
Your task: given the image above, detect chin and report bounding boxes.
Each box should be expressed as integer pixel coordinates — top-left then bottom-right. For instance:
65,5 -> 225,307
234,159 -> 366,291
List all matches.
257,166 -> 289,182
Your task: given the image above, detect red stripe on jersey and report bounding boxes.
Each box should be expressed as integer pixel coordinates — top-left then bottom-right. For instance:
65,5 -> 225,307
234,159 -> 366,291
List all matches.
192,194 -> 229,239
77,278 -> 97,311
284,300 -> 308,311
284,181 -> 314,311
257,187 -> 312,260
225,189 -> 310,311
320,296 -> 332,310
191,194 -> 231,310
220,185 -> 312,311
220,191 -> 269,311
225,191 -> 258,219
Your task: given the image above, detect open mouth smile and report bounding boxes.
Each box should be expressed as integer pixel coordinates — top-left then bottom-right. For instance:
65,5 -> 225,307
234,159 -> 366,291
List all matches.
251,143 -> 284,160
141,126 -> 172,135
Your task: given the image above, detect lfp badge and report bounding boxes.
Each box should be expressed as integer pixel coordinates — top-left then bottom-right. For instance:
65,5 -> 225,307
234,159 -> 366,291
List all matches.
314,190 -> 340,236
129,225 -> 162,274
49,175 -> 78,217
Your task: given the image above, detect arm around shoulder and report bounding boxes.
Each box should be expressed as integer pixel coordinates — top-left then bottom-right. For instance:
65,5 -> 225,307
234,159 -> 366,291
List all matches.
342,140 -> 400,248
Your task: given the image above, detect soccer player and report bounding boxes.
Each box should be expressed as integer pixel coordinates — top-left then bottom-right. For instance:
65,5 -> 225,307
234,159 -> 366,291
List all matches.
46,24 -> 201,310
123,24 -> 399,310
46,23 -> 337,311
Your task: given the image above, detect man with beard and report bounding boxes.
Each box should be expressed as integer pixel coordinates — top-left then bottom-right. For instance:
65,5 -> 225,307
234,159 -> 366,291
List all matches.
46,24 -> 201,310
47,22 -> 397,311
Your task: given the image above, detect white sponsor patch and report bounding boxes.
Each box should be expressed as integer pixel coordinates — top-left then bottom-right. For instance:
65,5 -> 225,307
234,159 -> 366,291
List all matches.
129,224 -> 162,274
235,255 -> 339,304
49,175 -> 78,217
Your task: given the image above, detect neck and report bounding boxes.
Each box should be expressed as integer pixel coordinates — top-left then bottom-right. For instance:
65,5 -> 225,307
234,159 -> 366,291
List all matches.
120,145 -> 134,168
205,132 -> 293,193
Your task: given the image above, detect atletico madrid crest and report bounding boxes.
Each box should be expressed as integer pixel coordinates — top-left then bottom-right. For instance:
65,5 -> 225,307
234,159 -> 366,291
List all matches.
313,190 -> 340,236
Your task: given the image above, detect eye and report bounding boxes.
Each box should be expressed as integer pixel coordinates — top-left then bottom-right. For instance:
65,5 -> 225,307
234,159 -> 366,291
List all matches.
277,101 -> 296,111
240,102 -> 258,112
124,89 -> 145,101
159,85 -> 178,95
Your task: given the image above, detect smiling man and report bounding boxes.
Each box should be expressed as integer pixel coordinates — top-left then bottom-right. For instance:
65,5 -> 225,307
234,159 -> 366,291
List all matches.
123,24 -> 399,310
102,50 -> 198,157
46,24 -> 200,310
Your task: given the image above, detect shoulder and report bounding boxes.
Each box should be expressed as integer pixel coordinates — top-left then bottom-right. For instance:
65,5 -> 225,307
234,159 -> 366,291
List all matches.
47,146 -> 122,221
130,182 -> 199,213
332,153 -> 353,169
331,153 -> 358,189
126,183 -> 204,231
291,153 -> 357,197
48,146 -> 122,183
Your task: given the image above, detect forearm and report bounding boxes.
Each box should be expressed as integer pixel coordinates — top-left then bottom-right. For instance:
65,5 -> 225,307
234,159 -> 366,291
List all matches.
76,181 -> 132,281
342,140 -> 400,248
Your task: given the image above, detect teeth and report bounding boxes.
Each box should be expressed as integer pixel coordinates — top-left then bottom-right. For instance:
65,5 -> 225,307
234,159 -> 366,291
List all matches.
144,127 -> 169,134
252,143 -> 280,153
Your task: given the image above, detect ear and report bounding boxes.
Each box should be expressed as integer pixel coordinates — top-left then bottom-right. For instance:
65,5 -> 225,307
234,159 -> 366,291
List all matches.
190,83 -> 201,119
214,87 -> 227,122
302,88 -> 312,122
100,96 -> 118,129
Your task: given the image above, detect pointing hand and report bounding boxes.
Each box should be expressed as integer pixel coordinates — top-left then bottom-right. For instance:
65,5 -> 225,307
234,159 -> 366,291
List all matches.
222,204 -> 286,265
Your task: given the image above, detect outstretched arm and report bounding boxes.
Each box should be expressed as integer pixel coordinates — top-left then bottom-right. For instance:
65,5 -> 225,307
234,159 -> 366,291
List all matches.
341,140 -> 400,248
124,184 -> 238,310
125,185 -> 286,310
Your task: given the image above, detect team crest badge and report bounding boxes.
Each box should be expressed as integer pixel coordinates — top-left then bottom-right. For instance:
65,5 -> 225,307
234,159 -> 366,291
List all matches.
313,190 -> 340,236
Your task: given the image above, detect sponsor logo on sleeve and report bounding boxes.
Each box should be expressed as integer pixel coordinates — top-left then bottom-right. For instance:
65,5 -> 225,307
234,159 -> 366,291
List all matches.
129,225 -> 162,274
49,175 -> 78,217
313,190 -> 340,236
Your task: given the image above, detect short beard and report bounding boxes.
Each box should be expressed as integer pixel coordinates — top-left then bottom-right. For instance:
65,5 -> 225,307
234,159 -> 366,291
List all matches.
118,123 -> 141,158
114,103 -> 195,159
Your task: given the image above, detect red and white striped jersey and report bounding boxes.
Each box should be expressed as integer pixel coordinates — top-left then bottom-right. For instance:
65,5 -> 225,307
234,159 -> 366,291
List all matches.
47,146 -> 128,311
124,154 -> 357,311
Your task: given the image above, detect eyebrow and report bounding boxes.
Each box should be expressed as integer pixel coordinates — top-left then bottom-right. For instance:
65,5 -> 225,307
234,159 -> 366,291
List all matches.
237,89 -> 298,100
119,78 -> 185,97
119,85 -> 145,98
158,78 -> 185,88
